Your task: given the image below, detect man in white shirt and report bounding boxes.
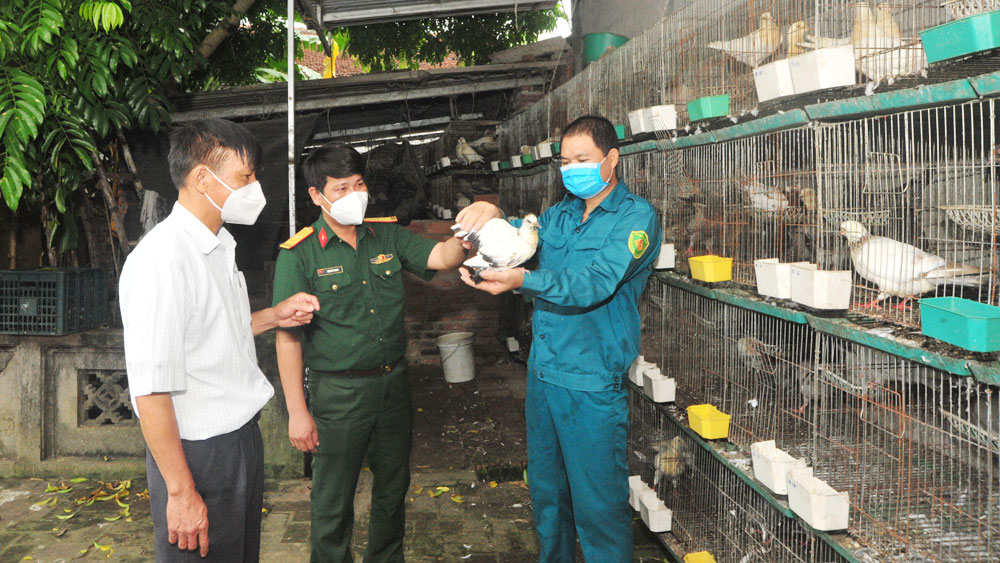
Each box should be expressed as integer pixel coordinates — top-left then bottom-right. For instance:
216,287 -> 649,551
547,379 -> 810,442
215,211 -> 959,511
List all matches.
120,118 -> 320,562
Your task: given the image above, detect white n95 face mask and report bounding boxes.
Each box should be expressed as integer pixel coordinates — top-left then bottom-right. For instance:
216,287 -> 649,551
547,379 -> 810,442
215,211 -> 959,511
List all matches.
321,190 -> 368,226
204,168 -> 267,226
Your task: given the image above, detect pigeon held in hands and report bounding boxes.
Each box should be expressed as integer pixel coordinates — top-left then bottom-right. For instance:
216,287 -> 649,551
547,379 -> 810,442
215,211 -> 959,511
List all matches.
840,221 -> 984,309
454,214 -> 540,283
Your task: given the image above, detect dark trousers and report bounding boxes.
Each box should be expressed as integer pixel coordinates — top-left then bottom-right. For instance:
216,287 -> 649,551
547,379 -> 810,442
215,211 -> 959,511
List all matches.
308,363 -> 412,563
147,415 -> 264,563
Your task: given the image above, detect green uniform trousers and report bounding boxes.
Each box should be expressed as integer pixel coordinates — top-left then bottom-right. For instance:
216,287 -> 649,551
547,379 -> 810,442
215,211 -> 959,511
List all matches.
308,362 -> 412,563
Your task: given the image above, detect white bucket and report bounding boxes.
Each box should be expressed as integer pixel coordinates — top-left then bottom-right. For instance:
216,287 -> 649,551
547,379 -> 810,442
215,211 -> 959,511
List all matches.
436,332 -> 475,383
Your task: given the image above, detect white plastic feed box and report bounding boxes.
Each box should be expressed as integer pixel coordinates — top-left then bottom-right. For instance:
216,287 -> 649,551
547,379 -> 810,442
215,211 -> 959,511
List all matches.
654,244 -> 676,270
511,155 -> 522,168
751,440 -> 807,495
642,105 -> 678,132
537,142 -> 554,159
490,161 -> 500,172
789,263 -> 852,310
753,59 -> 795,102
639,491 -> 673,533
628,475 -> 652,511
642,371 -> 676,403
786,467 -> 849,531
754,259 -> 810,299
788,45 -> 856,94
628,109 -> 647,135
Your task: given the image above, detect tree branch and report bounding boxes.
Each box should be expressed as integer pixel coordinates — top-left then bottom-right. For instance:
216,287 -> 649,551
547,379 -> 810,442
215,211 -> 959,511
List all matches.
199,0 -> 259,60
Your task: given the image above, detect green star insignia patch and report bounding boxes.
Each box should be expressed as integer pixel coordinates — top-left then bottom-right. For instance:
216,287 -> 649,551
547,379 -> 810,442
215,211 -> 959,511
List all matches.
628,231 -> 650,259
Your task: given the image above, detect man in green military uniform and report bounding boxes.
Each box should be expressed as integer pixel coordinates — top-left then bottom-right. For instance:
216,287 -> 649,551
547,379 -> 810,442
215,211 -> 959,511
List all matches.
271,143 -> 470,562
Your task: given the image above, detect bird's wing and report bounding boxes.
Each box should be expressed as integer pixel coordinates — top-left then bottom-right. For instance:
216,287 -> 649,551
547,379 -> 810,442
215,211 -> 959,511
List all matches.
476,237 -> 534,269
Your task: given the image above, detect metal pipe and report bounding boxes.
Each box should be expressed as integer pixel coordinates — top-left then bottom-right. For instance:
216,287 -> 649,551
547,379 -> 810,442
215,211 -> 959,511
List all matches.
287,0 -> 296,238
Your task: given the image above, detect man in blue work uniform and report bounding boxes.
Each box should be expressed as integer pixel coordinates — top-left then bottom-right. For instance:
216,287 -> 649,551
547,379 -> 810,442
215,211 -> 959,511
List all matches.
457,115 -> 662,561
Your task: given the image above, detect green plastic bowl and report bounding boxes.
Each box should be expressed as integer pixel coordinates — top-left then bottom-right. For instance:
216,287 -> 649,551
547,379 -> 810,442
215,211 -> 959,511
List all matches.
687,94 -> 731,121
921,10 -> 1000,63
583,33 -> 629,63
920,296 -> 1000,352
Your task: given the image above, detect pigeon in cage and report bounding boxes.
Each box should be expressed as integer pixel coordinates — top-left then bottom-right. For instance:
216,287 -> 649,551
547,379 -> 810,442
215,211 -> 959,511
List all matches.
454,215 -> 540,283
742,180 -> 789,213
465,131 -> 499,159
785,21 -> 810,57
839,221 -> 984,309
852,2 -> 928,83
707,12 -> 782,68
652,435 -> 690,490
455,137 -> 485,166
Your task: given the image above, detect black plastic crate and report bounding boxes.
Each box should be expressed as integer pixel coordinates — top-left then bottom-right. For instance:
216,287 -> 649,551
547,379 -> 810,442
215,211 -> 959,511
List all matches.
0,268 -> 109,335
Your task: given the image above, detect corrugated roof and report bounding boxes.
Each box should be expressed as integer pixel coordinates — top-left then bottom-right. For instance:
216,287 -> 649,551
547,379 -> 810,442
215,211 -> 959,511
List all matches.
306,0 -> 558,26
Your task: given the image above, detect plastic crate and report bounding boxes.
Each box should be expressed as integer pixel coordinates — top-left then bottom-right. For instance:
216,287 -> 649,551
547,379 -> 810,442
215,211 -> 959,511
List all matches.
920,296 -> 1000,352
0,268 -> 109,335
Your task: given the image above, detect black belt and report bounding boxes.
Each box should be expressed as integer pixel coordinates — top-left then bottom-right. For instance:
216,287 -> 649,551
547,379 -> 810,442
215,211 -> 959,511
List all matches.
311,359 -> 400,378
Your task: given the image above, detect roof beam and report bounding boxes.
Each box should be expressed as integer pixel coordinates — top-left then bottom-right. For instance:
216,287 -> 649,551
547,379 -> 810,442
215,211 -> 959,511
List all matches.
315,0 -> 558,26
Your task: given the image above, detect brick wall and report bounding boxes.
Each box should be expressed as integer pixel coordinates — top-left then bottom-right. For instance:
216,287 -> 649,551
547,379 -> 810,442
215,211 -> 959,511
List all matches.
402,220 -> 504,366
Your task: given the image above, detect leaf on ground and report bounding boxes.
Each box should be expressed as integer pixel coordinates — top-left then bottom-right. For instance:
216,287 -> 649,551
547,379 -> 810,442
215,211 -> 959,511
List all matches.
103,514 -> 122,521
55,512 -> 75,520
94,541 -> 112,551
450,495 -> 465,503
413,486 -> 424,494
54,528 -> 67,537
489,481 -> 498,488
70,477 -> 88,483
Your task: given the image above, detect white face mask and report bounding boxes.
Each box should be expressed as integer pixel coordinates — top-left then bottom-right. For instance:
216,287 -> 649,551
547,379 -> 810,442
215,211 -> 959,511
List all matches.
204,168 -> 266,225
320,190 -> 368,226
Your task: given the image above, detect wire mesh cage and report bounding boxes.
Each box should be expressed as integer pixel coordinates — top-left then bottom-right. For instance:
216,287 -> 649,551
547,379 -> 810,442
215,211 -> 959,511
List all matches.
809,333 -> 1000,561
628,390 -> 854,563
815,99 -> 998,327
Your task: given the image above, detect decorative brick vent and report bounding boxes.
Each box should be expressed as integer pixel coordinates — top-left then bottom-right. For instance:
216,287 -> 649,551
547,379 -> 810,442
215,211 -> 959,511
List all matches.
78,370 -> 135,426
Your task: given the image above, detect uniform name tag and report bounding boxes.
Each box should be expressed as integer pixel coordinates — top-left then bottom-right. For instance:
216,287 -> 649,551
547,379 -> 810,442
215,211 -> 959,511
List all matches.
370,254 -> 394,265
317,266 -> 344,276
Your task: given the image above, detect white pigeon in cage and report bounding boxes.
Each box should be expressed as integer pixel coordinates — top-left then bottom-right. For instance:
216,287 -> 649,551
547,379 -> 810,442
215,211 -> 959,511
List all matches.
839,221 -> 984,309
707,12 -> 781,67
786,21 -> 810,57
851,2 -> 928,83
455,137 -> 485,165
742,180 -> 789,213
454,215 -> 540,283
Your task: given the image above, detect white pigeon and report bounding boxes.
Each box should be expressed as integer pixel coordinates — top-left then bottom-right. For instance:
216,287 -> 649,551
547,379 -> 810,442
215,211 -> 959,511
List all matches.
465,131 -> 499,157
455,137 -> 485,165
743,180 -> 789,212
851,2 -> 927,82
839,221 -> 983,308
707,12 -> 781,67
786,21 -> 810,57
455,214 -> 540,282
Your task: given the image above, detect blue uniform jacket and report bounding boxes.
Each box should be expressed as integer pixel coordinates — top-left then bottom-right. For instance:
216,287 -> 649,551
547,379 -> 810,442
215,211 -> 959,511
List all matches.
514,181 -> 662,392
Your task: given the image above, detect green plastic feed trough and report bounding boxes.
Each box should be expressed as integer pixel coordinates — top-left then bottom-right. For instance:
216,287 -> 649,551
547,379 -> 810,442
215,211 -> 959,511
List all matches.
614,124 -> 626,140
583,33 -> 628,63
921,10 -> 1000,63
687,95 -> 731,121
919,296 -> 1000,352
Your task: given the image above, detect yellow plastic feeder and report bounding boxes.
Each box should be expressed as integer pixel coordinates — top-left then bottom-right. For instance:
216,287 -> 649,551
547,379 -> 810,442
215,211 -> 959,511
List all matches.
686,404 -> 731,440
688,255 -> 733,283
684,551 -> 718,563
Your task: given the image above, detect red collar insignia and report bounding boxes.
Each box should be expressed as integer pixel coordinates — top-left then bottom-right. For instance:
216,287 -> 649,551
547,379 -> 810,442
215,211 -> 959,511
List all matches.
318,227 -> 329,249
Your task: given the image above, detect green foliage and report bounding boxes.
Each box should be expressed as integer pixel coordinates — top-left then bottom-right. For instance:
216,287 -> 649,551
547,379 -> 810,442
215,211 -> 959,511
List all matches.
0,0 -> 298,254
342,8 -> 564,71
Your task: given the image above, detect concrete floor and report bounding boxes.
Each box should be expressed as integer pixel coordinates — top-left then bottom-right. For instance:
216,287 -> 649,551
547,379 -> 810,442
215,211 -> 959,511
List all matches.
0,363 -> 670,561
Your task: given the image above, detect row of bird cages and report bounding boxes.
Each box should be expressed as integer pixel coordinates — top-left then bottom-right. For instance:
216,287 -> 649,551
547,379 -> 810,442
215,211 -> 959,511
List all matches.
807,333 -> 1000,561
655,279 -> 817,448
497,169 -> 560,220
628,392 -> 853,563
814,99 -> 999,327
647,280 -> 1000,560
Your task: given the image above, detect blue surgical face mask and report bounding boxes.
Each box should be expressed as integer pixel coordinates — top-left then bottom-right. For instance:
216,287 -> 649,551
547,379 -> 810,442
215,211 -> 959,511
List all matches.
560,155 -> 611,199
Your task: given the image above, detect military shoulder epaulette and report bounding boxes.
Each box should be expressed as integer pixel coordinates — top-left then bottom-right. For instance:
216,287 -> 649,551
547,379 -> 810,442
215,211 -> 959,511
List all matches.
279,227 -> 314,249
364,216 -> 397,223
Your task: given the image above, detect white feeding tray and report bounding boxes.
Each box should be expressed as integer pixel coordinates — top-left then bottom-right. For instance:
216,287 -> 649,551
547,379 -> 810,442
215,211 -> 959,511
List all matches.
654,244 -> 676,270
753,59 -> 795,102
639,491 -> 672,533
754,258 -> 810,300
642,370 -> 676,403
642,105 -> 678,132
787,467 -> 849,531
536,142 -> 554,159
629,475 -> 652,511
510,155 -> 522,168
629,356 -> 652,386
789,263 -> 852,310
490,161 -> 500,172
628,109 -> 647,135
751,440 -> 807,495
788,44 -> 856,94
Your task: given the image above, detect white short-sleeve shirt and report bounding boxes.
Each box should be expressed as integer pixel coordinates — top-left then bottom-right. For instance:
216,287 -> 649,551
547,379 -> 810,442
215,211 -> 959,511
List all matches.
120,202 -> 273,440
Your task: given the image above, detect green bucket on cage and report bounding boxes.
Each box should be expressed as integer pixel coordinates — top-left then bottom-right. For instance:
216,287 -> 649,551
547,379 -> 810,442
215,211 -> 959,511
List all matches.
582,33 -> 628,63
